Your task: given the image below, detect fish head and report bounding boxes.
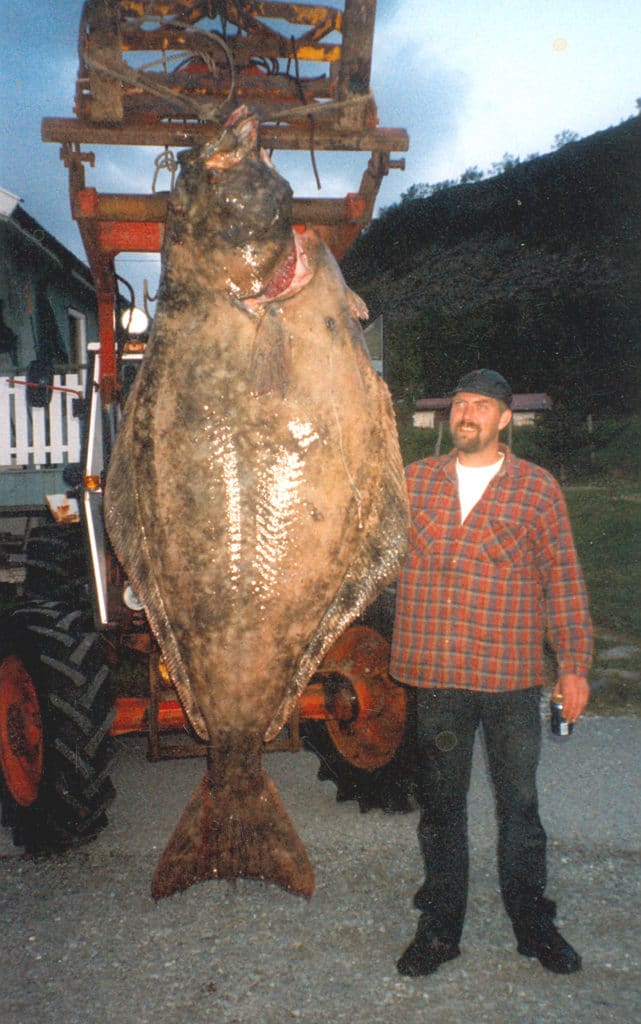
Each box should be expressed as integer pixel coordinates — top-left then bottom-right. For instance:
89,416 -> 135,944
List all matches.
175,107 -> 295,297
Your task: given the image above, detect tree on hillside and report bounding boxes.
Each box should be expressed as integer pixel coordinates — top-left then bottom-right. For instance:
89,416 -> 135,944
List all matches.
553,129 -> 580,149
460,166 -> 484,183
490,152 -> 520,175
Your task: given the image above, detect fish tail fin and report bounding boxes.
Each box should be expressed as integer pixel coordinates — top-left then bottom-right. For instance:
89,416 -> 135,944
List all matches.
151,769 -> 314,900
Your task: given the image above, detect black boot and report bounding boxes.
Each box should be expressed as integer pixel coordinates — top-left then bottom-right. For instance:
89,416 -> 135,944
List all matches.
512,896 -> 582,974
397,932 -> 460,977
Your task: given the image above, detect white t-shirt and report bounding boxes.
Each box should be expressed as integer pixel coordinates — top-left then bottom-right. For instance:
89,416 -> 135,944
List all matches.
455,454 -> 504,523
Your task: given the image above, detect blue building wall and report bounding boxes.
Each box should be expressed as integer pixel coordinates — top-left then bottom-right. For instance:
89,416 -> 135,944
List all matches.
0,195 -> 98,374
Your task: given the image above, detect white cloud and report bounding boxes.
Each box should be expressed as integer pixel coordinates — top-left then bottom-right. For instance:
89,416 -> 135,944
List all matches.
372,0 -> 640,195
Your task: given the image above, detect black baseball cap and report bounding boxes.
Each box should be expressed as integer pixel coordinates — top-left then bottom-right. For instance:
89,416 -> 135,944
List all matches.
450,369 -> 512,406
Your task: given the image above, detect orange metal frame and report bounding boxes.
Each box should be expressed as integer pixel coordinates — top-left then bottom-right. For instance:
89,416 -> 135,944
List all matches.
109,626 -> 407,768
41,0 -> 408,403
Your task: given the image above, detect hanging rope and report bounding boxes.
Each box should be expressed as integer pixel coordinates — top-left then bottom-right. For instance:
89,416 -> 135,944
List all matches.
152,147 -> 179,192
289,35 -> 321,191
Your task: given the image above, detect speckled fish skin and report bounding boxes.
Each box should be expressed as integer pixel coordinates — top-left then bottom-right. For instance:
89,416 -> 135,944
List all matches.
104,109 -> 409,901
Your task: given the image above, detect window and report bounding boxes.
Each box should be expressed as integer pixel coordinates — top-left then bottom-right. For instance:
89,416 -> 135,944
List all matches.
68,309 -> 87,382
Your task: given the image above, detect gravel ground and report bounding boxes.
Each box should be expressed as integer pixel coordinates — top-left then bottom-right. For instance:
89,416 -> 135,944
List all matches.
1,714 -> 640,1024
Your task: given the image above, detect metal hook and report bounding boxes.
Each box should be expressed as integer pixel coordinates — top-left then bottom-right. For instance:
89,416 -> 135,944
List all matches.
143,279 -> 158,320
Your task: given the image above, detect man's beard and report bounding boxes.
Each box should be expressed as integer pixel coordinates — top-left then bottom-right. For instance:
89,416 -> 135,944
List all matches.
452,423 -> 482,452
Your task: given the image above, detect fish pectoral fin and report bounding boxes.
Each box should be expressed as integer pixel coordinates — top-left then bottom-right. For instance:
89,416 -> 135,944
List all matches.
248,310 -> 291,396
346,286 -> 369,322
151,770 -> 314,900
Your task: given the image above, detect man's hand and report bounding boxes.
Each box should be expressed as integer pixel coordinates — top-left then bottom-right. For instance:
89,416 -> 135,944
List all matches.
556,674 -> 591,723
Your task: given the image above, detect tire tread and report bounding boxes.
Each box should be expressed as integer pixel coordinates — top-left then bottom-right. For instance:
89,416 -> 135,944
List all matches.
0,600 -> 116,853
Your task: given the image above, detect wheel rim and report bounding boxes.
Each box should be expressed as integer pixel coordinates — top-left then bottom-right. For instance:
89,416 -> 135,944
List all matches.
319,626 -> 408,771
0,656 -> 44,807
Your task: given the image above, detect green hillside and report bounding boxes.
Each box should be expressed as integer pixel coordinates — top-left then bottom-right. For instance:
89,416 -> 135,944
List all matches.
344,116 -> 641,420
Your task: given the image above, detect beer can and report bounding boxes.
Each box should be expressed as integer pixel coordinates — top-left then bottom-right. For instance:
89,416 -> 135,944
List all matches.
550,696 -> 573,737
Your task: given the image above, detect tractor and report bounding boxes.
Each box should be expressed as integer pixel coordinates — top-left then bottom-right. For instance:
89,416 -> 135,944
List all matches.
0,0 -> 415,855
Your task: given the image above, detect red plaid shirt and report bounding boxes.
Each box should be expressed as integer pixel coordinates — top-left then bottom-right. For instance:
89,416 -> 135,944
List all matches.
390,447 -> 593,691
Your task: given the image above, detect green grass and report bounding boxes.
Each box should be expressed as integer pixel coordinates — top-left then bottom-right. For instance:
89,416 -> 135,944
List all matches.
566,484 -> 641,715
566,485 -> 641,639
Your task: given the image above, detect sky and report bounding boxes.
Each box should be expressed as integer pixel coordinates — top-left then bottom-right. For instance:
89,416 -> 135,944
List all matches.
1,0 -> 640,309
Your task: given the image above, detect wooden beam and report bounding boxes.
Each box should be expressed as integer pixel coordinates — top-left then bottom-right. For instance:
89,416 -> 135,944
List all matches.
42,116 -> 409,153
336,0 -> 376,98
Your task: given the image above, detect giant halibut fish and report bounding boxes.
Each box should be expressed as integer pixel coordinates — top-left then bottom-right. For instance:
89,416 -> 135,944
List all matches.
104,107 -> 409,900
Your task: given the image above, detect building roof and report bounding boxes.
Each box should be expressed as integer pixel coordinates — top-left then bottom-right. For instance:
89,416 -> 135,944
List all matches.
510,393 -> 553,412
0,187 -> 21,217
415,397 -> 451,411
1,187 -> 94,292
416,393 -> 553,412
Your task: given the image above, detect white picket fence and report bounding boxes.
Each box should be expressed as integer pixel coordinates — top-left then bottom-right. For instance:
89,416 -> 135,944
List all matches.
0,372 -> 83,468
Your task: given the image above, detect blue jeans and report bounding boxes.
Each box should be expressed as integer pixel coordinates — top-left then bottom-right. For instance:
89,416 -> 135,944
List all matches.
413,686 -> 547,944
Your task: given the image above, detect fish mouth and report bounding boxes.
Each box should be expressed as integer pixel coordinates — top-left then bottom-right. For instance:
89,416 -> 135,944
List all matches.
202,105 -> 260,172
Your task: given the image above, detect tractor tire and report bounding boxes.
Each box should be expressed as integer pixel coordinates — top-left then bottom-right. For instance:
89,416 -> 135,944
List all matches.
0,601 -> 116,853
24,522 -> 89,605
301,587 -> 417,814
